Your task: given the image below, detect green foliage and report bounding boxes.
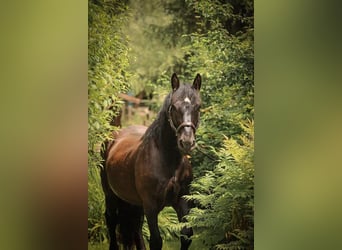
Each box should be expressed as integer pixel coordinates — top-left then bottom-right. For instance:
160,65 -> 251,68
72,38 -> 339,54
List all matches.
186,0 -> 253,35
88,0 -> 130,169
181,0 -> 254,172
174,1 -> 254,249
88,0 -> 130,242
123,0 -> 185,94
88,167 -> 107,243
185,121 -> 254,249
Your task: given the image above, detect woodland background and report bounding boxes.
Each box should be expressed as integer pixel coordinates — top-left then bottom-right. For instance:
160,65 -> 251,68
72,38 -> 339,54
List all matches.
88,0 -> 254,249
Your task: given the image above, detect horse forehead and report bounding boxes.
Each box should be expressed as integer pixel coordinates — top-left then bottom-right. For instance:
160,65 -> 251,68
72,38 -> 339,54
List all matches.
173,85 -> 199,103
173,95 -> 198,106
184,97 -> 191,103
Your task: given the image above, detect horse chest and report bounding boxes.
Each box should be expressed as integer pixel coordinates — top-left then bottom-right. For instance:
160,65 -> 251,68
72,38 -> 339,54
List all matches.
164,161 -> 192,205
164,176 -> 181,205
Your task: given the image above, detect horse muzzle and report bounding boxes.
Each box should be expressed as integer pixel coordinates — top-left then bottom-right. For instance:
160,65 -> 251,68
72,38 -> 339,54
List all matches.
178,125 -> 196,154
179,139 -> 196,154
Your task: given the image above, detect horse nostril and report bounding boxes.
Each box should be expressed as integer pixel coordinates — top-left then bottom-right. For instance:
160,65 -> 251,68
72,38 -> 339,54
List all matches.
179,139 -> 194,152
184,141 -> 191,149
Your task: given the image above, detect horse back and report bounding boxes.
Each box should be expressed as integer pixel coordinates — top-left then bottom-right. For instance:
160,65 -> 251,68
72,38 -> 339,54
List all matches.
106,125 -> 147,206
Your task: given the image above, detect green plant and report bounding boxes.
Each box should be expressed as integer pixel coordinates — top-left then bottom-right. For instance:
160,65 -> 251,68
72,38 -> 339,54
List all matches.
185,120 -> 254,249
88,0 -> 130,169
88,167 -> 107,243
88,0 -> 130,242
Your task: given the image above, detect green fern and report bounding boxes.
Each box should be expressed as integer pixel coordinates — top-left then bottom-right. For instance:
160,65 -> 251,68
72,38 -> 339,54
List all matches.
186,120 -> 254,249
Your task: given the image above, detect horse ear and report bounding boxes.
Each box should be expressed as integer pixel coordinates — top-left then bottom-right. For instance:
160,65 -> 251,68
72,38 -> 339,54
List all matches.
192,73 -> 201,91
171,73 -> 180,91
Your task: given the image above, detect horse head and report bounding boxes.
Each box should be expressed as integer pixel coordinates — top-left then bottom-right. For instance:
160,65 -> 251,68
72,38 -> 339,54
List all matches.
168,73 -> 201,154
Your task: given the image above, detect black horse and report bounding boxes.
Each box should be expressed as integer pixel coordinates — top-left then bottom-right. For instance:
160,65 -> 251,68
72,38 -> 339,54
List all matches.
100,73 -> 202,250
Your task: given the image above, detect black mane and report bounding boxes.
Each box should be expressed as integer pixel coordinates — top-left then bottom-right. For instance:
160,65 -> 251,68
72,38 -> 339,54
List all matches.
172,84 -> 198,101
141,91 -> 173,147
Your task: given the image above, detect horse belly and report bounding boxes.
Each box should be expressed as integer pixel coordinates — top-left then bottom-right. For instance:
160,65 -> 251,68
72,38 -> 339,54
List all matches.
106,135 -> 143,206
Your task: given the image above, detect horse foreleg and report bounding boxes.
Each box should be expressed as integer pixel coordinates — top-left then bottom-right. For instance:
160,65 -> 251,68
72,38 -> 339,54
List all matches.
173,197 -> 193,250
144,208 -> 162,250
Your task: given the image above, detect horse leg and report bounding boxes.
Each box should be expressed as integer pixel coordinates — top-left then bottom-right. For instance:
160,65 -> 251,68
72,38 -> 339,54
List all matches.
104,192 -> 119,250
134,229 -> 146,250
144,208 -> 162,250
134,214 -> 146,250
119,201 -> 146,250
173,197 -> 194,250
100,168 -> 119,249
100,140 -> 119,250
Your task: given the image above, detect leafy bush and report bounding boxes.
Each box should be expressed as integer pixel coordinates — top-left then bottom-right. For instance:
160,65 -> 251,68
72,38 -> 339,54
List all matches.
88,0 -> 130,242
88,0 -> 130,168
173,1 -> 255,249
184,29 -> 254,174
185,121 -> 254,249
88,167 -> 107,242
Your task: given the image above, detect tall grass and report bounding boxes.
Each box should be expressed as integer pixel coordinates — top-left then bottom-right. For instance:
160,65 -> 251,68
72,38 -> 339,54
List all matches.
88,167 -> 108,243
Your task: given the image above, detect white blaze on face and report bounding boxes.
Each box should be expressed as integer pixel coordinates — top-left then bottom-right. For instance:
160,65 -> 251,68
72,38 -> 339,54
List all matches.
183,97 -> 192,123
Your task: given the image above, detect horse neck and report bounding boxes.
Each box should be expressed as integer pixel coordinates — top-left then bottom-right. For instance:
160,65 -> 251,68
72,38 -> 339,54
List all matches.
160,112 -> 181,158
149,107 -> 182,164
